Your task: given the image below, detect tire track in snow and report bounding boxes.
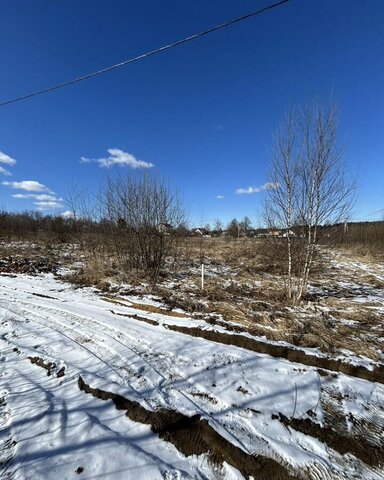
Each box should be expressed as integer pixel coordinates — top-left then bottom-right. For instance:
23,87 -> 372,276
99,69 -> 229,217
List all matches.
1,279 -> 363,479
0,288 -> 257,459
0,300 -> 153,407
1,284 -> 239,411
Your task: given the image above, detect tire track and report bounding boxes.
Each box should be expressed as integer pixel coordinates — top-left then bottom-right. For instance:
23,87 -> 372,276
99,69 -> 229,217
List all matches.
1,281 -> 375,480
0,291 -> 257,459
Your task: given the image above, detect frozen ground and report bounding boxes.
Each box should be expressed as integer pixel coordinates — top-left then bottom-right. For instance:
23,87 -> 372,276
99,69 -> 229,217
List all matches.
0,272 -> 383,479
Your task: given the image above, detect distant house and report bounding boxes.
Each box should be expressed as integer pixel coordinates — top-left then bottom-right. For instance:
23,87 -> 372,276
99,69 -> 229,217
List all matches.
254,228 -> 269,238
158,223 -> 173,235
254,228 -> 282,237
281,230 -> 296,238
191,227 -> 210,237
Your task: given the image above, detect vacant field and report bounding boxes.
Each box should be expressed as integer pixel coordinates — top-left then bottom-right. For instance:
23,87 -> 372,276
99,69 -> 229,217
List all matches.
0,238 -> 383,479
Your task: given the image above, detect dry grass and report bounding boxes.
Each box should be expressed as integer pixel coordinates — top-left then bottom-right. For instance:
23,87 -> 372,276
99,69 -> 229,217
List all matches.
101,295 -> 189,318
334,243 -> 384,265
146,239 -> 382,361
361,275 -> 384,288
1,235 -> 383,363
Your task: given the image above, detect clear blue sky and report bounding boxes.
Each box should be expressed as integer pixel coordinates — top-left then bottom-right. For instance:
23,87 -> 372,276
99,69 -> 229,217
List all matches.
1,0 -> 383,226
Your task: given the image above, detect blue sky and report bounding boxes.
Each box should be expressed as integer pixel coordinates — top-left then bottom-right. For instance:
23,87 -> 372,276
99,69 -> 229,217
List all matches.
0,0 -> 383,226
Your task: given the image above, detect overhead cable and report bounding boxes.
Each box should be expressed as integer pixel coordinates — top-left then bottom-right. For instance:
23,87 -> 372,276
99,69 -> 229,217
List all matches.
0,0 -> 291,107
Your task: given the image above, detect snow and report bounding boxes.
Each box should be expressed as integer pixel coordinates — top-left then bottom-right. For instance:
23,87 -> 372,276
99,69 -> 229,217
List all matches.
1,273 -> 383,479
97,289 -> 381,372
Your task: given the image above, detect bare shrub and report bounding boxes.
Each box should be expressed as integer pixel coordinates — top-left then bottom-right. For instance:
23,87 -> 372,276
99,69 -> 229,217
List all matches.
103,173 -> 185,278
63,243 -> 114,290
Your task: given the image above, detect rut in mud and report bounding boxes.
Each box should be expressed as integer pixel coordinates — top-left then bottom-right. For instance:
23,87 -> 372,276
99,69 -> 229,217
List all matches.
28,356 -> 65,377
110,310 -> 384,384
78,376 -> 298,480
110,309 -> 159,325
103,296 -> 189,318
166,325 -> 384,383
277,413 -> 383,467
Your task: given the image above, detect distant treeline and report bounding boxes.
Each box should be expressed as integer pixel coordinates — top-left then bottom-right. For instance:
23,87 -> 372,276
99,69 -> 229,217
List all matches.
332,220 -> 384,245
0,211 -> 98,240
0,210 -> 383,246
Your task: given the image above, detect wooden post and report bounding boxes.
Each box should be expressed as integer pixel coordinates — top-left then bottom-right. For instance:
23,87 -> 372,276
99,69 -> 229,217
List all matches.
201,263 -> 204,290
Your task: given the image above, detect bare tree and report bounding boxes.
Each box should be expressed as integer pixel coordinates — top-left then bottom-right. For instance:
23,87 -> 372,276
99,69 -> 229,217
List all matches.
227,218 -> 240,238
213,218 -> 223,236
63,180 -> 101,224
104,173 -> 185,277
264,101 -> 355,304
240,216 -> 252,236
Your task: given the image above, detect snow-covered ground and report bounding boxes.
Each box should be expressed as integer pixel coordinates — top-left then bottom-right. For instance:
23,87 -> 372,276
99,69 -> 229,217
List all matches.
1,273 -> 383,479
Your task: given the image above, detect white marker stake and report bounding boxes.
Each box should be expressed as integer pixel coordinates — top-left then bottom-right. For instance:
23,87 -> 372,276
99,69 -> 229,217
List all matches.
201,263 -> 204,290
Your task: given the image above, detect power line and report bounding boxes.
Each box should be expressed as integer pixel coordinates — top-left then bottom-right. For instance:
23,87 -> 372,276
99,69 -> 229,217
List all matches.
350,208 -> 384,222
367,208 -> 384,216
0,0 -> 291,108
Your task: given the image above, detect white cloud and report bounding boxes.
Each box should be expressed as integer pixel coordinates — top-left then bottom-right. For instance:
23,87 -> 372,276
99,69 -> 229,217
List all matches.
0,166 -> 12,176
4,178 -> 64,210
34,201 -> 64,210
12,193 -> 31,199
235,182 -> 280,195
9,185 -> 64,212
79,156 -> 92,164
36,194 -> 62,201
81,148 -> 154,169
236,186 -> 261,195
61,210 -> 75,219
3,180 -> 51,192
262,182 -> 279,190
216,195 -> 225,200
0,150 -> 16,166
0,150 -> 16,175
12,193 -> 61,201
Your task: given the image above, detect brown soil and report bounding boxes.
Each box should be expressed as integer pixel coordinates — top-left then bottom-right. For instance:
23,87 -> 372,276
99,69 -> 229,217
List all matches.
110,309 -> 159,326
0,256 -> 57,275
31,292 -> 58,300
277,413 -> 383,467
28,356 -> 65,377
102,296 -> 188,318
188,391 -> 218,404
118,311 -> 384,384
78,376 -> 298,480
165,325 -> 384,384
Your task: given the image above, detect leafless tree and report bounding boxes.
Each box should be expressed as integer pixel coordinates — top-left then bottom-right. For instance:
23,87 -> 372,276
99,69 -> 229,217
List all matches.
240,216 -> 252,236
63,181 -> 100,223
264,101 -> 355,304
103,173 -> 185,277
